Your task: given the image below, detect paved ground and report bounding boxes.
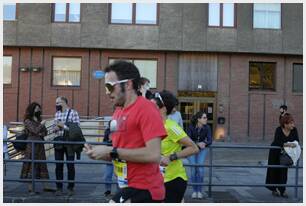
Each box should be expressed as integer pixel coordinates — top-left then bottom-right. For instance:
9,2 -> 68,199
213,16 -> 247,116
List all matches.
3,142 -> 303,203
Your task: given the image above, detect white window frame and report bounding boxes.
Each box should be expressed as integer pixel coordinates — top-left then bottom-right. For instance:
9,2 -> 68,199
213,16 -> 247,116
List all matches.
253,3 -> 281,29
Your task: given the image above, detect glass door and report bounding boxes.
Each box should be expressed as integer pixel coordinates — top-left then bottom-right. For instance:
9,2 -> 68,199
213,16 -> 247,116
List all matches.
178,97 -> 216,137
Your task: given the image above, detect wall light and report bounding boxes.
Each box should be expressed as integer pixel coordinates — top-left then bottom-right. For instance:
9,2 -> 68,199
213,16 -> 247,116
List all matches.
20,67 -> 29,72
31,67 -> 42,72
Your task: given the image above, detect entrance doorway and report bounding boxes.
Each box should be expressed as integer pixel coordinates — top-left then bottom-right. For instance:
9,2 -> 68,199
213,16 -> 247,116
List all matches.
178,92 -> 216,137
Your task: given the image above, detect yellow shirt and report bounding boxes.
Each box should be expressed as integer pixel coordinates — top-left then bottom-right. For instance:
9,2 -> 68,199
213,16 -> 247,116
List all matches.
161,119 -> 188,182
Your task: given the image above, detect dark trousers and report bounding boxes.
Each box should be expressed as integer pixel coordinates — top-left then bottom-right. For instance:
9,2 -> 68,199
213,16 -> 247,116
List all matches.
112,187 -> 163,203
55,147 -> 75,189
165,177 -> 187,203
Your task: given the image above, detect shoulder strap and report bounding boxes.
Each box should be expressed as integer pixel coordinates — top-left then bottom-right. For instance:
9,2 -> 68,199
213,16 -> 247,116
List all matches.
65,109 -> 72,124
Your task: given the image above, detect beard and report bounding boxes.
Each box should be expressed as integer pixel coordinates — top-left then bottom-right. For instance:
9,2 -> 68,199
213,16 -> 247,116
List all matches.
114,90 -> 126,107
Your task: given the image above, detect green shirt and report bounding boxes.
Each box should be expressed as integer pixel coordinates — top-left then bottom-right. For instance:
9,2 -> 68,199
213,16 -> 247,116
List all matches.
161,119 -> 188,182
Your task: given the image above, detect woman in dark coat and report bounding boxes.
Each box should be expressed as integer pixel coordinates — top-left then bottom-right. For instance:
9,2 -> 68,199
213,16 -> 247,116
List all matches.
20,102 -> 54,193
265,113 -> 299,198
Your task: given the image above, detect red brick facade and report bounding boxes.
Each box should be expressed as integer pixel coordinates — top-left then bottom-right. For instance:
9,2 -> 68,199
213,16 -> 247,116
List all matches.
3,47 -> 303,142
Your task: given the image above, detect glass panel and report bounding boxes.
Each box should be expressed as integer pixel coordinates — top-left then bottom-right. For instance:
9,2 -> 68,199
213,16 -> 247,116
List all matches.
253,3 -> 281,29
111,3 -> 132,24
179,101 -> 195,130
135,3 -> 157,24
54,3 -> 66,22
108,59 -> 133,64
134,60 -> 157,88
3,56 -> 12,84
208,3 -> 220,26
53,57 -> 81,86
262,63 -> 275,90
293,64 -> 303,92
4,3 -> 16,21
69,3 -> 80,22
223,3 -> 234,27
249,63 -> 261,89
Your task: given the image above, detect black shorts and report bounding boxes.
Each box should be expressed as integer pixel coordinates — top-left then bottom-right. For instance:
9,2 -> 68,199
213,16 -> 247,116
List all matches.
112,187 -> 163,203
164,177 -> 187,203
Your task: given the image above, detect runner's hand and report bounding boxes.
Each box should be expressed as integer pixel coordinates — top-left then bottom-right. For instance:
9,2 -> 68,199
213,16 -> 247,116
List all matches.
84,144 -> 112,160
197,142 -> 206,149
160,156 -> 170,166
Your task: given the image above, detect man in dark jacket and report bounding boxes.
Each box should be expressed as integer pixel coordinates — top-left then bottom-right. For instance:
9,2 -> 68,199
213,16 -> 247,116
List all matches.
53,96 -> 81,196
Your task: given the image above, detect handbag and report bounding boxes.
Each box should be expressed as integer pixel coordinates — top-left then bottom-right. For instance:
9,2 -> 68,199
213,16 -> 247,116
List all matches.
279,149 -> 293,166
13,132 -> 28,151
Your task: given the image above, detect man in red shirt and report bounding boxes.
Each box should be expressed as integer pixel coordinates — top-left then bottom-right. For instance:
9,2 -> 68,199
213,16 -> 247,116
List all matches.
84,61 -> 167,203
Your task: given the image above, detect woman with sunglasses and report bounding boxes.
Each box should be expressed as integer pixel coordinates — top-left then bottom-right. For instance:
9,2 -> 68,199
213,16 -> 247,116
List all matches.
152,90 -> 199,203
187,111 -> 212,199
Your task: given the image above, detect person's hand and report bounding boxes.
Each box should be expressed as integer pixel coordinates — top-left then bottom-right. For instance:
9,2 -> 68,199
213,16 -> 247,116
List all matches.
53,126 -> 60,132
197,142 -> 206,149
41,120 -> 46,125
56,122 -> 65,128
83,143 -> 112,160
160,156 -> 170,166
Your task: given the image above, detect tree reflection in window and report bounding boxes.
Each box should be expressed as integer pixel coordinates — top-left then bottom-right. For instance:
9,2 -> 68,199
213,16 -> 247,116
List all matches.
249,62 -> 275,90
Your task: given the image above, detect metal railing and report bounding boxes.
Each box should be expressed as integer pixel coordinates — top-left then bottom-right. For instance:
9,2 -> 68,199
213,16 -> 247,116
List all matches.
3,139 -> 303,201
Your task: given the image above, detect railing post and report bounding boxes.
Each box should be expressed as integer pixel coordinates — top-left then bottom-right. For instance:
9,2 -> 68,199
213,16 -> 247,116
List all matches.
31,141 -> 36,192
208,146 -> 213,198
294,159 -> 299,200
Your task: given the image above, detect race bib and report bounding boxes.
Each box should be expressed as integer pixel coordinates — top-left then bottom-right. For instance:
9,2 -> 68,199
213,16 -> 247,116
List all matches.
113,160 -> 128,188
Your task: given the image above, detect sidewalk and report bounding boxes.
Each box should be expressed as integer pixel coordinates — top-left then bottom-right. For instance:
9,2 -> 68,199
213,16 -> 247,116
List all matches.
3,142 -> 303,203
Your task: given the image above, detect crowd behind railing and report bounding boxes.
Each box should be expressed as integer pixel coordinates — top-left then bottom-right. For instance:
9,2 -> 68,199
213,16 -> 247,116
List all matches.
3,119 -> 303,201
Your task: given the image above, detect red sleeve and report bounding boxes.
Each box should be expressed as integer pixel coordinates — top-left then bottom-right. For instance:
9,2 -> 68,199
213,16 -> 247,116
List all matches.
138,101 -> 167,143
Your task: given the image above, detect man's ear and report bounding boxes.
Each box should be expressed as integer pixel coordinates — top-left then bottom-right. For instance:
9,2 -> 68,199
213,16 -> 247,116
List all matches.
126,79 -> 134,90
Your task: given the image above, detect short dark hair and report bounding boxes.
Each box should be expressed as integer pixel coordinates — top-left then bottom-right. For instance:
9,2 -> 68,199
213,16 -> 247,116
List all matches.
24,102 -> 42,122
104,60 -> 141,91
153,90 -> 177,115
280,113 -> 294,128
140,77 -> 150,85
280,104 -> 287,111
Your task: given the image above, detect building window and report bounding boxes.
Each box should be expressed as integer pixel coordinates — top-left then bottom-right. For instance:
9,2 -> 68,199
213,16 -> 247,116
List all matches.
110,3 -> 158,25
253,3 -> 281,29
4,3 -> 16,21
3,56 -> 12,84
292,63 -> 303,93
109,58 -> 157,88
249,62 -> 276,90
52,57 -> 81,86
208,3 -> 235,27
53,3 -> 80,22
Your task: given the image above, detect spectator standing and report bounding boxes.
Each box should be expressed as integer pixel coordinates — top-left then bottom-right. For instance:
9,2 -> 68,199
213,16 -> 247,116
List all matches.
265,113 -> 299,198
53,96 -> 80,196
168,98 -> 183,128
20,102 -> 54,193
137,77 -> 153,99
187,111 -> 212,199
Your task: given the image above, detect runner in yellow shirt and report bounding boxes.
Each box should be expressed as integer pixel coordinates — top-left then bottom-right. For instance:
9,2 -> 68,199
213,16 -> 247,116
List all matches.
151,90 -> 199,202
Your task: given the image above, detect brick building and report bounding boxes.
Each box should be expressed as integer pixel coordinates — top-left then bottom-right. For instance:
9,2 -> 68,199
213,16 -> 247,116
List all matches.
3,3 -> 303,142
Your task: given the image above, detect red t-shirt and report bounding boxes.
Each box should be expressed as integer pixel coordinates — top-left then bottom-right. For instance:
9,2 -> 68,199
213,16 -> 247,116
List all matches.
112,96 -> 167,200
